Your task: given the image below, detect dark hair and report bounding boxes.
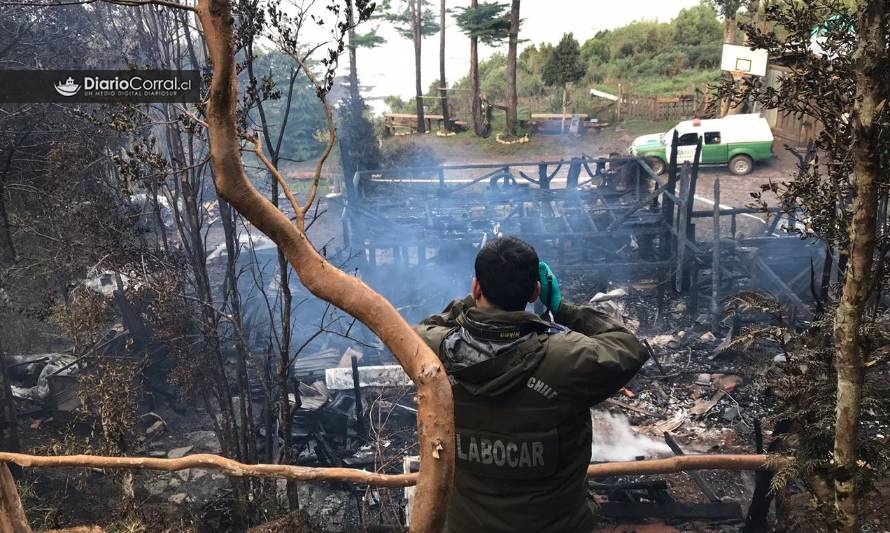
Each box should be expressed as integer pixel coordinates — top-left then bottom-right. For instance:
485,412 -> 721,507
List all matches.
474,236 -> 539,311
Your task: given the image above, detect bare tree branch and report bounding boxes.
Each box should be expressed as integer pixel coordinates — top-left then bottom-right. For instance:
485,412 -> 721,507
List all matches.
0,452 -> 791,488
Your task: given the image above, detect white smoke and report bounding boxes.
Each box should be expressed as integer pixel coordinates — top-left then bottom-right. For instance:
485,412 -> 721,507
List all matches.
590,411 -> 672,462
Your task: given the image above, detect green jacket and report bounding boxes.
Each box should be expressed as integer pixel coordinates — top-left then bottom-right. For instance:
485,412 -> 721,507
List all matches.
415,296 -> 648,533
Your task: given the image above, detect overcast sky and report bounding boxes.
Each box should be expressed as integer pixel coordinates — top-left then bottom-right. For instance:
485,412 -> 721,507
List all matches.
348,0 -> 703,108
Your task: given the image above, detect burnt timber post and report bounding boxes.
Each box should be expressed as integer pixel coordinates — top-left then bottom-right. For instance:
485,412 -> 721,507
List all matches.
660,131 -> 680,305
567,157 -> 582,189
538,162 -> 550,190
351,355 -> 365,435
711,178 -> 722,333
662,131 -> 680,253
678,139 -> 702,292
676,163 -> 690,293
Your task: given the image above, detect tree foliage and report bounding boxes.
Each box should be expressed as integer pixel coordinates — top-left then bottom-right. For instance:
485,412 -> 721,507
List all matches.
445,5 -> 724,124
352,29 -> 386,48
381,0 -> 440,39
715,1 -> 890,528
541,33 -> 586,88
337,93 -> 382,179
674,2 -> 725,46
244,51 -> 328,161
453,1 -> 511,44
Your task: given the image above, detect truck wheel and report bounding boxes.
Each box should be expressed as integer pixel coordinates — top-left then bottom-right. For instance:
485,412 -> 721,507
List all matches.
646,157 -> 666,175
729,154 -> 753,175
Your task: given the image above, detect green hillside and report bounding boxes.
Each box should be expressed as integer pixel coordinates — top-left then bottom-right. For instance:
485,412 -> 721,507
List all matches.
389,2 -> 727,122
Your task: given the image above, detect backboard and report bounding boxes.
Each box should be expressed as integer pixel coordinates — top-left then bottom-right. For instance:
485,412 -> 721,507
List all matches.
720,44 -> 769,77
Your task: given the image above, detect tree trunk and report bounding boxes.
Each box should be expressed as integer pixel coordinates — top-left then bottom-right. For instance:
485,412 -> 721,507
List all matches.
560,84 -> 568,133
505,0 -> 520,136
413,0 -> 426,134
0,463 -> 30,533
0,357 -> 19,458
469,0 -> 482,136
195,1 -> 454,531
832,3 -> 886,531
246,26 -> 300,510
723,10 -> 736,45
720,10 -> 737,117
0,145 -> 18,264
218,199 -> 257,466
347,4 -> 359,101
438,0 -> 450,132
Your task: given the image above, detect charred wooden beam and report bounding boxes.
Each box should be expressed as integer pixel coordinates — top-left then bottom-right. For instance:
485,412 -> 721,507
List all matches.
663,432 -> 721,502
690,207 -> 785,218
600,501 -> 743,520
350,355 -> 365,435
712,178 -> 722,333
749,254 -> 812,319
589,479 -> 668,491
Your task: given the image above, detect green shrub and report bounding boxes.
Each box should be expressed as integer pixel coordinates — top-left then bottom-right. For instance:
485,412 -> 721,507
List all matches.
380,140 -> 441,169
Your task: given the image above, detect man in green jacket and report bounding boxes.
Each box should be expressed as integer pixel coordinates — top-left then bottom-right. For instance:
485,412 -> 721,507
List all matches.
415,236 -> 648,533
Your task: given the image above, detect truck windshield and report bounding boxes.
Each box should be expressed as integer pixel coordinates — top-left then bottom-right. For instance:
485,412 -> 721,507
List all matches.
661,129 -> 674,145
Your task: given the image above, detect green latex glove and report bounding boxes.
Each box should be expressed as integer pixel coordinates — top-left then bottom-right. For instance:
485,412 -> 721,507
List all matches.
538,261 -> 561,313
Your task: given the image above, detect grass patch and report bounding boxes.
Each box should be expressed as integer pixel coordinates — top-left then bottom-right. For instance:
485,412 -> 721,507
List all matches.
618,119 -> 677,136
596,69 -> 721,97
379,117 -> 683,165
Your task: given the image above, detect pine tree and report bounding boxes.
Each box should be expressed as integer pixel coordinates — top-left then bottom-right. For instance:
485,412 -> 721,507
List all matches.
337,93 -> 382,190
541,33 -> 587,133
383,0 -> 440,133
454,1 -> 510,136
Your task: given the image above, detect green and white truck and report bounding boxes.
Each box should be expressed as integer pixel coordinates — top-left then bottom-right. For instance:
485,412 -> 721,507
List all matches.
629,114 -> 775,175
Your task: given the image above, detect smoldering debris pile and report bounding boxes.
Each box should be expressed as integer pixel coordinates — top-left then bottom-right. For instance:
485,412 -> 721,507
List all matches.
272,283 -> 793,530
3,272 -> 808,532
284,362 -> 419,531
590,286 -> 782,446
591,411 -> 671,462
287,365 -> 417,472
543,283 -> 793,526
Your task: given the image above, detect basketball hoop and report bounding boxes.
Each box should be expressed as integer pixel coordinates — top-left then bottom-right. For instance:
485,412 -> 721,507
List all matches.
721,44 -> 768,77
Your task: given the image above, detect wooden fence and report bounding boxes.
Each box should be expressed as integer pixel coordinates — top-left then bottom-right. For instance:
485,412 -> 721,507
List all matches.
619,91 -> 703,121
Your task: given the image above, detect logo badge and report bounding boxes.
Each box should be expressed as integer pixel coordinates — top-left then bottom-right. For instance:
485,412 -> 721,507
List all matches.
54,77 -> 81,97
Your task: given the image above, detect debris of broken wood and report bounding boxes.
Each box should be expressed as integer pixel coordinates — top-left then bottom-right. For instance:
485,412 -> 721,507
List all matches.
324,364 -> 412,390
605,398 -> 661,418
646,412 -> 688,435
689,390 -> 726,417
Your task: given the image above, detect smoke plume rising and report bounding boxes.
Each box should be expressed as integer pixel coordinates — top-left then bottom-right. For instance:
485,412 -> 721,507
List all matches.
591,411 -> 671,462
